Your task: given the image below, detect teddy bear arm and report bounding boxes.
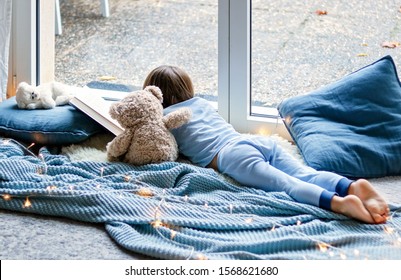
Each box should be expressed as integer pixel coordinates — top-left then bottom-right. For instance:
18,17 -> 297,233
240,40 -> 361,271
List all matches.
26,102 -> 42,110
54,95 -> 72,106
106,132 -> 134,157
40,94 -> 56,109
163,107 -> 192,130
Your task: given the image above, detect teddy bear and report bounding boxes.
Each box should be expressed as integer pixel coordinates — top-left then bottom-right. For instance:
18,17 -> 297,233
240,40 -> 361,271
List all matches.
106,85 -> 191,165
15,81 -> 75,109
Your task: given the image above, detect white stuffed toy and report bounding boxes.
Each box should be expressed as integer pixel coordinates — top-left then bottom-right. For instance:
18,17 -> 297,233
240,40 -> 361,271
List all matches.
16,81 -> 75,109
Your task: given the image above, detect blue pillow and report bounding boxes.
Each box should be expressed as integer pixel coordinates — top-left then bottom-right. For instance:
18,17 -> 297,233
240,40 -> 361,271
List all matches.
277,55 -> 401,178
0,97 -> 104,145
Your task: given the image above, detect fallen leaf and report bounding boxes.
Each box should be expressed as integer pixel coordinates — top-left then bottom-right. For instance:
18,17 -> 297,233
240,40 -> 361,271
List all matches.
381,41 -> 400,48
357,53 -> 368,57
315,10 -> 328,15
99,75 -> 117,81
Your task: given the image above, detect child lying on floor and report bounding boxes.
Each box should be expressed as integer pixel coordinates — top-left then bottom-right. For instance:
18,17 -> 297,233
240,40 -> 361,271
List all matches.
142,65 -> 389,224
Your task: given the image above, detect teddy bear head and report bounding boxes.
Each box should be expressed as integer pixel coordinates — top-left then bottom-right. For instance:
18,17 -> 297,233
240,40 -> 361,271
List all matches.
109,86 -> 164,129
16,82 -> 41,104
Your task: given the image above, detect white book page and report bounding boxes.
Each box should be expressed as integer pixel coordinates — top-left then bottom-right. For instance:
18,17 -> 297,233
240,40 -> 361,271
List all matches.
69,88 -> 125,135
72,86 -> 130,101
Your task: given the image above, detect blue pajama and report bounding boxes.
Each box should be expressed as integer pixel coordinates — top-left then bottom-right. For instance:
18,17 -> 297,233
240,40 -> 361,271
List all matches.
217,137 -> 353,209
164,97 -> 353,210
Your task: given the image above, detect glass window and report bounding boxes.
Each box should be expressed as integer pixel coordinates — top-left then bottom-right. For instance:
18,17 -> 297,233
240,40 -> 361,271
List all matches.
251,0 -> 401,117
55,0 -> 218,100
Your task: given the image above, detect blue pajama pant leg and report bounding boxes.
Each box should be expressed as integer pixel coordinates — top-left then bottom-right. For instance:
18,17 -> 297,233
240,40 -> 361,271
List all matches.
250,137 -> 352,197
217,137 -> 353,209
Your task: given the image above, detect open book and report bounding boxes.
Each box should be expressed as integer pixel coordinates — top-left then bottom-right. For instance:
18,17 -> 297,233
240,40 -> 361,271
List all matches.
69,87 -> 129,136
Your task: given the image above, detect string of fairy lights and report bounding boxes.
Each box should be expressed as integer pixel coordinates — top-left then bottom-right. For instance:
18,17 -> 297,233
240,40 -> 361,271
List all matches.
0,138 -> 400,260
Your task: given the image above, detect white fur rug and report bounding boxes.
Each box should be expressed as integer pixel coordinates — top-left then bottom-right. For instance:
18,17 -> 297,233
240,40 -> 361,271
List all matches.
61,133 -> 114,162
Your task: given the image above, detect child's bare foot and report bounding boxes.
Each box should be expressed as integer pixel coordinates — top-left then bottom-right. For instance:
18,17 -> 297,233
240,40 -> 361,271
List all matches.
331,195 -> 376,223
348,179 -> 389,224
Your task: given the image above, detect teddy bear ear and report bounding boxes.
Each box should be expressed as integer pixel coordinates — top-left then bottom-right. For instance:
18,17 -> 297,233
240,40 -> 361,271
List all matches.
16,82 -> 29,91
109,102 -> 122,119
16,82 -> 34,96
144,85 -> 163,103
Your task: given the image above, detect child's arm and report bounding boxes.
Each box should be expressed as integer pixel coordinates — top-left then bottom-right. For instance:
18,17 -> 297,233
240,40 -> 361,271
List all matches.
163,107 -> 192,130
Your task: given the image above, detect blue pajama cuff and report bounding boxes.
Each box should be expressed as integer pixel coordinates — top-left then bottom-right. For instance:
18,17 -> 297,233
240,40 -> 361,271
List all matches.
335,177 -> 354,197
319,190 -> 336,210
319,178 -> 354,210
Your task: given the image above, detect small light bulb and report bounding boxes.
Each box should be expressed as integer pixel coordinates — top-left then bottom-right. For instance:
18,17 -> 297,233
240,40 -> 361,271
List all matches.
384,226 -> 394,234
151,220 -> 163,228
257,128 -> 270,136
284,116 -> 292,124
27,143 -> 35,149
196,254 -> 208,260
318,243 -> 328,253
137,188 -> 153,197
23,197 -> 32,208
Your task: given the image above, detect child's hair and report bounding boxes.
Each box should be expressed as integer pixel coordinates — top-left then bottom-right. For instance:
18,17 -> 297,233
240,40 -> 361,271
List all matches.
143,65 -> 194,108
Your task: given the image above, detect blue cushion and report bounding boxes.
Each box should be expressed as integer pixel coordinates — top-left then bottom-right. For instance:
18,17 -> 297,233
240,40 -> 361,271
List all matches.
0,97 -> 104,145
277,55 -> 401,178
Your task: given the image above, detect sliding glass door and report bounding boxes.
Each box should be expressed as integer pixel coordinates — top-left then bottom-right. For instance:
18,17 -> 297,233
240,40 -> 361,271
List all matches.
19,0 -> 290,139
218,0 -> 290,139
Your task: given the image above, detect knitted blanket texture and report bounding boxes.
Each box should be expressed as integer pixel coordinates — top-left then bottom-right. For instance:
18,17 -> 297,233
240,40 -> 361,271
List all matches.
1,139 -> 400,260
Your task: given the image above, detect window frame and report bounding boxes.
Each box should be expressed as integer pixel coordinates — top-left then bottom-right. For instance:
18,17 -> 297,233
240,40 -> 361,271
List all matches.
9,0 -> 38,95
8,0 -> 54,97
218,0 -> 290,139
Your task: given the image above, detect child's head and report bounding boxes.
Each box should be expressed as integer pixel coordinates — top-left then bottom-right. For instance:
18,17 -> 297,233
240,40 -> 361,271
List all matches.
143,65 -> 194,108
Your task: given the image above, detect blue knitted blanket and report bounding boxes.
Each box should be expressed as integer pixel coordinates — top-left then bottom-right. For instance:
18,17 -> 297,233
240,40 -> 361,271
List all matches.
1,138 -> 400,260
